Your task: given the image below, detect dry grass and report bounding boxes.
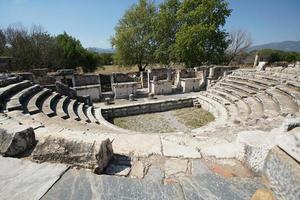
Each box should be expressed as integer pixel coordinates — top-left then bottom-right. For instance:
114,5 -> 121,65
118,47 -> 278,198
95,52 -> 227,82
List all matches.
173,107 -> 215,129
95,65 -> 140,74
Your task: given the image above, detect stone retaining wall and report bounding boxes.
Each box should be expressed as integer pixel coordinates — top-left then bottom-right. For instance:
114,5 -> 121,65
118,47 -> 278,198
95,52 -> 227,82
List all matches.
102,98 -> 194,119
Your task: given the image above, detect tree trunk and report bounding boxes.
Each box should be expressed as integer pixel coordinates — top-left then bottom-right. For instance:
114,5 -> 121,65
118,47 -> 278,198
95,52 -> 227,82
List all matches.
138,63 -> 144,72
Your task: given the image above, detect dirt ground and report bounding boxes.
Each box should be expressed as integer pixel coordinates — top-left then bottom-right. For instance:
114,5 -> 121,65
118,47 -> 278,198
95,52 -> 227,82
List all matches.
113,107 -> 215,133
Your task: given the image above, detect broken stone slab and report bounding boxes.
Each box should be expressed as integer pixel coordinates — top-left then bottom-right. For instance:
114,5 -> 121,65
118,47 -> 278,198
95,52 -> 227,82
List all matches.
41,169 -> 185,200
228,177 -> 265,199
0,126 -> 36,156
263,146 -> 300,200
0,156 -> 68,200
32,136 -> 113,174
191,159 -> 211,176
180,173 -> 253,200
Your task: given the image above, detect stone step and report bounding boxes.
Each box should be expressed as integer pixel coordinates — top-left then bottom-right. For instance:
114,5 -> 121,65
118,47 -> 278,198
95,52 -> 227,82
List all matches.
0,76 -> 22,87
41,92 -> 61,116
26,88 -> 52,114
0,80 -> 32,102
286,80 -> 300,91
66,99 -> 79,120
229,75 -> 277,87
204,92 -> 239,121
254,74 -> 281,84
208,89 -> 250,120
206,90 -> 232,105
76,103 -> 90,122
41,169 -> 184,200
219,82 -> 256,95
86,106 -> 99,123
275,85 -> 300,106
244,96 -> 264,118
226,78 -> 266,91
210,87 -> 240,102
198,94 -> 229,120
215,85 -> 248,99
6,85 -> 42,111
254,93 -> 280,117
266,88 -> 299,114
55,96 -> 69,118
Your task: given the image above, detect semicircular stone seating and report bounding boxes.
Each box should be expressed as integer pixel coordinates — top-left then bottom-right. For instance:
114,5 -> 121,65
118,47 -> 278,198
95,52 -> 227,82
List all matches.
1,66 -> 300,200
196,67 -> 300,125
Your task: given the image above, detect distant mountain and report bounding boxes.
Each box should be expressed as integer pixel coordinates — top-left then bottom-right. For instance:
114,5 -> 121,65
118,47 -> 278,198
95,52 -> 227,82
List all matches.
247,41 -> 300,52
87,47 -> 115,53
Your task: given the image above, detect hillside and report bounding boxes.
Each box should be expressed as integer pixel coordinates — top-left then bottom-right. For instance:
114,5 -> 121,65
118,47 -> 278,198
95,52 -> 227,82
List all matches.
248,41 -> 300,52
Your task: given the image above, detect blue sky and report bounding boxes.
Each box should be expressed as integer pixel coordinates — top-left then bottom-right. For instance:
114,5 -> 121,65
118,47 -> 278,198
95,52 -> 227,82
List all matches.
0,0 -> 299,48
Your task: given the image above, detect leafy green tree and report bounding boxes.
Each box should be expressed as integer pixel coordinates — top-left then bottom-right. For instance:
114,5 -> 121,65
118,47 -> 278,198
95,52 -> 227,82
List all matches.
154,0 -> 181,66
55,32 -> 85,69
99,53 -> 114,65
174,0 -> 231,68
111,0 -> 157,72
81,51 -> 99,72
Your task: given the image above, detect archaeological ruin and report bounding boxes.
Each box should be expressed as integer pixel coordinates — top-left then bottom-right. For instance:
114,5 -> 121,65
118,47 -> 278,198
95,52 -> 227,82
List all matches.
0,63 -> 300,199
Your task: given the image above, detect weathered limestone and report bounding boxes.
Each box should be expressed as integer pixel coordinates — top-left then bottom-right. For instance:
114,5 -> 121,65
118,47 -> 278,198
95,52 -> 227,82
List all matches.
180,78 -> 201,93
150,80 -> 172,95
41,169 -> 185,200
0,126 -> 36,156
263,146 -> 300,200
32,136 -> 113,174
0,157 -> 68,200
235,130 -> 276,173
112,82 -> 137,99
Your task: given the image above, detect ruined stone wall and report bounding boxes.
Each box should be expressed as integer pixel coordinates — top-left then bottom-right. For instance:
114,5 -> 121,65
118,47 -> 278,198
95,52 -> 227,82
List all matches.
112,72 -> 138,83
74,74 -> 100,87
102,98 -> 194,119
112,82 -> 137,99
150,80 -> 172,95
100,74 -> 112,92
75,85 -> 101,102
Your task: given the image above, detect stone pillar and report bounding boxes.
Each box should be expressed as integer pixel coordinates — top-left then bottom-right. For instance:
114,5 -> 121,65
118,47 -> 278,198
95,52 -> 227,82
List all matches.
147,69 -> 151,93
253,53 -> 260,68
167,68 -> 171,81
175,70 -> 181,89
208,67 -> 214,79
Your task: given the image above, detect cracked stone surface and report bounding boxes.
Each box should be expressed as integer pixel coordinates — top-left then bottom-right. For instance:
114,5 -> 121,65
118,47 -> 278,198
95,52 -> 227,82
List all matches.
0,157 -> 68,200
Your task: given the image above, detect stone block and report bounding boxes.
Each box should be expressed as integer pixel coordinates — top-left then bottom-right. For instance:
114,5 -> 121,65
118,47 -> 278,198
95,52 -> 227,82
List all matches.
263,146 -> 300,200
0,126 -> 36,156
41,169 -> 184,200
33,136 -> 113,174
0,157 -> 68,200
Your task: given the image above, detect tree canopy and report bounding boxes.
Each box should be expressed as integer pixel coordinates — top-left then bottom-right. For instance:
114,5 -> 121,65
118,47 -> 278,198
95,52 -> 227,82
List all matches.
173,0 -> 231,68
0,25 -> 104,72
111,0 -> 157,71
112,0 -> 232,70
154,0 -> 181,66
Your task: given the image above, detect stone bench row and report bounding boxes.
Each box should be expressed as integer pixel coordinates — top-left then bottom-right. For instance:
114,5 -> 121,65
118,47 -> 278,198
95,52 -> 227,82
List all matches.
0,80 -> 99,124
